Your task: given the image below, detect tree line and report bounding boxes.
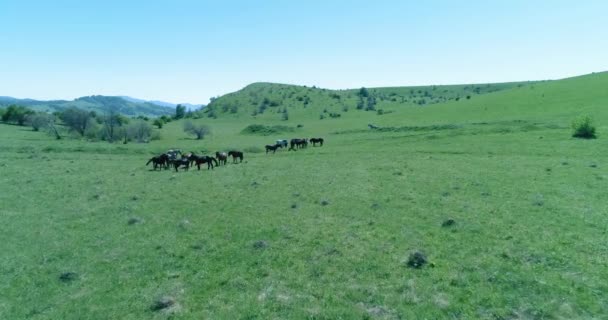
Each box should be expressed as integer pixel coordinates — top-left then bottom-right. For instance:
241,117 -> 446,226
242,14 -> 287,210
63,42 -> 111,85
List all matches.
1,104 -> 212,142
0,105 -> 155,143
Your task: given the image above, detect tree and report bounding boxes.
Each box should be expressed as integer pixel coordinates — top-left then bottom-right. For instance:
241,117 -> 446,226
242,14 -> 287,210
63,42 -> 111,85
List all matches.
183,121 -> 210,140
175,104 -> 186,119
153,118 -> 164,129
2,105 -> 34,125
358,87 -> 369,98
46,116 -> 62,140
59,107 -> 91,136
100,107 -> 126,142
26,113 -> 53,131
127,120 -> 153,143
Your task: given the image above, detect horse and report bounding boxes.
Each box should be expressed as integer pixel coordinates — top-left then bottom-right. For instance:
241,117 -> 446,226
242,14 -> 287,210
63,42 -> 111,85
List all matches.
170,158 -> 190,172
146,156 -> 165,170
368,124 -> 379,129
310,138 -> 324,147
289,138 -> 308,151
265,144 -> 281,154
166,149 -> 182,160
215,152 -> 228,166
276,139 -> 288,148
228,150 -> 244,163
189,153 -> 218,170
158,153 -> 170,169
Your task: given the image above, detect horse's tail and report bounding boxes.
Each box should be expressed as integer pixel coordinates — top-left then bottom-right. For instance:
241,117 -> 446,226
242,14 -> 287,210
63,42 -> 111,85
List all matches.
146,158 -> 153,166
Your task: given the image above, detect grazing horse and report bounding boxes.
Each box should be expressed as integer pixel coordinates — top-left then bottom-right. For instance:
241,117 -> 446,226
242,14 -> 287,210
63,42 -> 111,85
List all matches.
265,144 -> 281,154
188,153 -> 218,170
146,156 -> 165,170
276,139 -> 288,148
228,150 -> 244,163
166,149 -> 182,160
170,158 -> 190,172
215,152 -> 228,166
158,153 -> 170,169
310,138 -> 324,147
289,138 -> 308,151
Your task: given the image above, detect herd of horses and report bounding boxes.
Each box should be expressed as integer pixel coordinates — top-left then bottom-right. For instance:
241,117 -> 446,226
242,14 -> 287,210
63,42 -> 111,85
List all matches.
265,138 -> 324,154
146,137 -> 323,171
146,149 -> 243,171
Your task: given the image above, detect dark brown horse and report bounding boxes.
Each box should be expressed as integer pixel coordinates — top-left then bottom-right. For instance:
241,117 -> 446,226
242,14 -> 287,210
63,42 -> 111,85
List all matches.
146,156 -> 165,170
289,138 -> 308,151
215,152 -> 228,166
170,158 -> 190,172
189,153 -> 218,170
265,144 -> 281,154
228,150 -> 244,163
310,138 -> 324,146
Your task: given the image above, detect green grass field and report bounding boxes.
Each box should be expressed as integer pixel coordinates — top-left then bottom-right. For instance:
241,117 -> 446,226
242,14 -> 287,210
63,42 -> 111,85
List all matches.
1,72 -> 607,319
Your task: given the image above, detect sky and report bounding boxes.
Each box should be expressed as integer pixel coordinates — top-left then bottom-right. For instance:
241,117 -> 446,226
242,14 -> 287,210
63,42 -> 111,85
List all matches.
0,0 -> 607,104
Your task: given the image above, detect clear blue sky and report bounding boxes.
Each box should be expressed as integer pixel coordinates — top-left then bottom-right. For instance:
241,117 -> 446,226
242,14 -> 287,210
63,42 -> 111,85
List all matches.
1,0 -> 606,104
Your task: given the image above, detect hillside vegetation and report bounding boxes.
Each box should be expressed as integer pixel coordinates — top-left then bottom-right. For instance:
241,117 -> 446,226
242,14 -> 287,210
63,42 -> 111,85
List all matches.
0,72 -> 607,319
202,80 -> 532,121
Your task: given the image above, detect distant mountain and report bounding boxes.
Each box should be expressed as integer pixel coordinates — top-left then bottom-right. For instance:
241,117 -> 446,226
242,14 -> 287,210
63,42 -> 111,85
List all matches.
0,95 -> 175,117
121,96 -> 205,111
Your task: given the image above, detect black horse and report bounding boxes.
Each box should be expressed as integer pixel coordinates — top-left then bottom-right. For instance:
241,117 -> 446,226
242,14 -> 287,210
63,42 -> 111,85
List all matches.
158,153 -> 170,169
216,152 -> 228,166
265,144 -> 281,154
289,138 -> 308,151
146,156 -> 165,170
189,154 -> 218,170
228,150 -> 244,163
310,138 -> 324,147
170,158 -> 190,172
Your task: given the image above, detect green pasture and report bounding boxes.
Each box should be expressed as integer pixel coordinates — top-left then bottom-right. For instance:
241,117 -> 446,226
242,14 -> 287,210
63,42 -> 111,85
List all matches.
1,72 -> 607,319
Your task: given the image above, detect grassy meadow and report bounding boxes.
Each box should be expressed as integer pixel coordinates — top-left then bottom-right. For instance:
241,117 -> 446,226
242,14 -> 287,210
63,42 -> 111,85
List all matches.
1,72 -> 607,319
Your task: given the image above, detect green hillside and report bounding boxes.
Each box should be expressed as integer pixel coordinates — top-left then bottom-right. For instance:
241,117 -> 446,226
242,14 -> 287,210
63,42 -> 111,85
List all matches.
0,95 -> 174,117
203,80 -> 533,121
1,72 -> 607,319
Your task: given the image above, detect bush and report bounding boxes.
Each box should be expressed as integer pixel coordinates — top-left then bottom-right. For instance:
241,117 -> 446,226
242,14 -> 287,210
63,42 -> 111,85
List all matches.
572,116 -> 596,139
183,121 -> 211,140
240,124 -> 294,136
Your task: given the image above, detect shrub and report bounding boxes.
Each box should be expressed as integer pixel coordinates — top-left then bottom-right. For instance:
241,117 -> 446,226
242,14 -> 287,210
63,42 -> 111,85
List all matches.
240,124 -> 294,136
571,116 -> 596,139
183,121 -> 211,140
152,118 -> 163,129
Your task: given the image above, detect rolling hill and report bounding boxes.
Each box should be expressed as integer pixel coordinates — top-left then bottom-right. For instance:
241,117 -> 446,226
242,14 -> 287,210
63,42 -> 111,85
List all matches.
201,79 -> 537,121
0,95 -> 175,117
